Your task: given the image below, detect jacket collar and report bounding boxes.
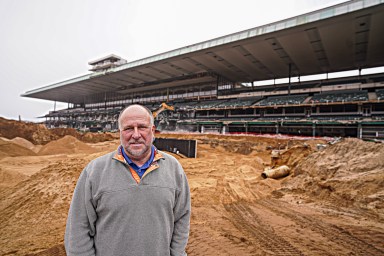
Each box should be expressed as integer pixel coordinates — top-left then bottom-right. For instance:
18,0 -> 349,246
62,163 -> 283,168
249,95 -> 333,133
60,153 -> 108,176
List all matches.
113,145 -> 164,165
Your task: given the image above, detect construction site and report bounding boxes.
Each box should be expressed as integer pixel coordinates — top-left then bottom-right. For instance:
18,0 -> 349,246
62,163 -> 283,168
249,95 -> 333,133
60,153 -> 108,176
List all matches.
1,0 -> 384,255
0,117 -> 383,255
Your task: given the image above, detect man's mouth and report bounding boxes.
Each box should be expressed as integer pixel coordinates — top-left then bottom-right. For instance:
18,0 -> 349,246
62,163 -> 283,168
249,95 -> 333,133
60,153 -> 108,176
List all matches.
129,141 -> 144,146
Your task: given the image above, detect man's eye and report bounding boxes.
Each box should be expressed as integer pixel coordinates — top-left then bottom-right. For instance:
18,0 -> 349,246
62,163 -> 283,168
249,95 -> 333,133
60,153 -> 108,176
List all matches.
124,127 -> 134,131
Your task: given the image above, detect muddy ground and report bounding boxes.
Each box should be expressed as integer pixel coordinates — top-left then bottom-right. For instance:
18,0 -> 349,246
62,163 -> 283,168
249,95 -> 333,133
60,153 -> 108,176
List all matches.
0,118 -> 383,255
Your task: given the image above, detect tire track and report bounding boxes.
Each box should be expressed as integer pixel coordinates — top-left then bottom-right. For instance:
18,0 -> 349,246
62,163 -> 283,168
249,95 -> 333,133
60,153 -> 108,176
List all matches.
256,199 -> 384,256
225,202 -> 304,255
187,222 -> 253,256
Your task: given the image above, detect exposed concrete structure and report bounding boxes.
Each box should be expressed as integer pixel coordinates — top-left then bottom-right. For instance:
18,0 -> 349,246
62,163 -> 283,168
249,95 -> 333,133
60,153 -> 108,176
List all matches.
21,0 -> 384,140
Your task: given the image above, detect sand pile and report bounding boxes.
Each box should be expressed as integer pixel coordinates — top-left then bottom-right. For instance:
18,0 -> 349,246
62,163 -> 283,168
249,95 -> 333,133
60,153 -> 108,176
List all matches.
49,128 -> 117,143
271,144 -> 313,168
0,117 -> 59,144
49,127 -> 81,139
0,158 -> 87,256
11,137 -> 42,153
0,168 -> 27,189
0,117 -> 117,145
284,138 -> 384,211
80,132 -> 117,143
0,137 -> 37,159
38,135 -> 98,155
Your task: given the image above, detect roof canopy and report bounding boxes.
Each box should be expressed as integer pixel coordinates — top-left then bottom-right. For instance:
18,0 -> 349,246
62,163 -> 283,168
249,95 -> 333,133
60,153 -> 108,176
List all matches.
22,0 -> 384,104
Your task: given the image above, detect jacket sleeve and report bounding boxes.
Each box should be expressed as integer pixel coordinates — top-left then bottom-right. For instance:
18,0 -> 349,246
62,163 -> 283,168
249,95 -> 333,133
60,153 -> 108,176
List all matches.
64,167 -> 97,256
170,166 -> 191,256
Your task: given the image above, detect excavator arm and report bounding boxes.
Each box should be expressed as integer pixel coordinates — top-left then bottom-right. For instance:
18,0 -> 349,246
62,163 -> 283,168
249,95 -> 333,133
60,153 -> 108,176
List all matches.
152,103 -> 175,119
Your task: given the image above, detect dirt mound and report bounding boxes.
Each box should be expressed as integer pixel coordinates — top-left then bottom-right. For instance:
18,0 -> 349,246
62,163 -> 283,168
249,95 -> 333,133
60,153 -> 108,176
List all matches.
0,117 -> 116,145
48,128 -> 117,143
49,127 -> 81,138
271,144 -> 313,168
0,117 -> 59,144
0,158 -> 87,256
0,138 -> 37,159
10,137 -> 42,153
1,132 -> 383,255
157,132 -> 320,157
80,132 -> 117,143
0,168 -> 27,188
284,138 -> 384,211
38,135 -> 97,155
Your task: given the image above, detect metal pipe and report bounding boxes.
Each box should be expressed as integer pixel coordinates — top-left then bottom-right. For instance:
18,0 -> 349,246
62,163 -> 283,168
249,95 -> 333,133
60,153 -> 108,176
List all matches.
261,165 -> 290,179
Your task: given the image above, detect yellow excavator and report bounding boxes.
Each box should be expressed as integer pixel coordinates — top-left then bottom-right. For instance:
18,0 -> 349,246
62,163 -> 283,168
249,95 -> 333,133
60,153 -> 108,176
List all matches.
152,102 -> 175,119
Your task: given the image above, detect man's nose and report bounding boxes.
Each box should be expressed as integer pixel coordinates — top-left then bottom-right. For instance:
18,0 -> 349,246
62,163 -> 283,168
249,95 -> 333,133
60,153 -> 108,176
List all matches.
132,127 -> 141,138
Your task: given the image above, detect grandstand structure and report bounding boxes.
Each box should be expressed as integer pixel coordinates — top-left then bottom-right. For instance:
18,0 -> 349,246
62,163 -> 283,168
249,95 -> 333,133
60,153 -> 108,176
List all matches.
22,0 -> 384,140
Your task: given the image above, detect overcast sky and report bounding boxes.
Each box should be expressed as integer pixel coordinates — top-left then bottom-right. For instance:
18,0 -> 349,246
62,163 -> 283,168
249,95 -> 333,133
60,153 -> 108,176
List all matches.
0,0 -> 348,122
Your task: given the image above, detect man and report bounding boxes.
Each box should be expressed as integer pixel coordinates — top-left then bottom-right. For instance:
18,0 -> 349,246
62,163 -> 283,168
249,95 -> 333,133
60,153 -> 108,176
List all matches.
65,104 -> 191,256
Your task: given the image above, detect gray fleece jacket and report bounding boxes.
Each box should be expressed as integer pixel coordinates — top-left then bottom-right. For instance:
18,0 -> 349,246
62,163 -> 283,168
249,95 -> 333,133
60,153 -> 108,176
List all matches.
64,148 -> 191,256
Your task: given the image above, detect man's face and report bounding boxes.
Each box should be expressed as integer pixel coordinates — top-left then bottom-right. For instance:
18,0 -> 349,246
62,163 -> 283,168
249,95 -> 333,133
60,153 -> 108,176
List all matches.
119,106 -> 155,161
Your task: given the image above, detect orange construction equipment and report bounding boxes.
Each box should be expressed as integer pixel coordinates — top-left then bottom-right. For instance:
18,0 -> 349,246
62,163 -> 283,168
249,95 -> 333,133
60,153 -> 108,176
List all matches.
152,103 -> 175,119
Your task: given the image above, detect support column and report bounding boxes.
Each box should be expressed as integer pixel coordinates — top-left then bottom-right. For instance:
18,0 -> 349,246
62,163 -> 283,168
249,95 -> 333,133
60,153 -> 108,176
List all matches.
288,63 -> 291,95
312,122 -> 316,137
357,123 -> 362,139
104,92 -> 107,109
222,125 -> 227,135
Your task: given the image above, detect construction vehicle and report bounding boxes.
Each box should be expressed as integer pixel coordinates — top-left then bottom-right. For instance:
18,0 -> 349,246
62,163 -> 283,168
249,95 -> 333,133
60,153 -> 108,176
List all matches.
152,103 -> 175,119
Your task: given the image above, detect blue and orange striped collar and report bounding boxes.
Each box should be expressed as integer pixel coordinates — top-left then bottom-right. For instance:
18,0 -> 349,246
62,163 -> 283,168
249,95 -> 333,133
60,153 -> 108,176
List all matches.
113,145 -> 164,183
